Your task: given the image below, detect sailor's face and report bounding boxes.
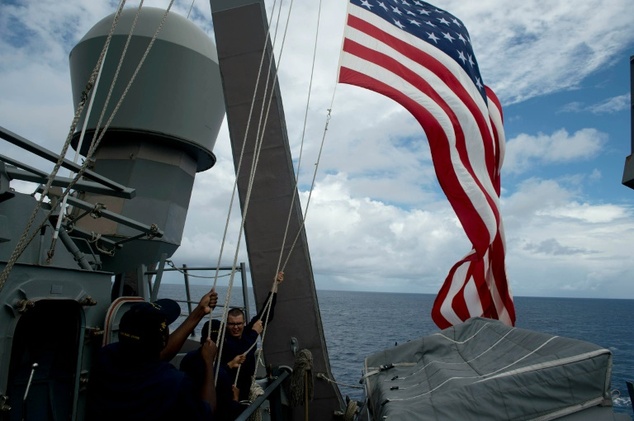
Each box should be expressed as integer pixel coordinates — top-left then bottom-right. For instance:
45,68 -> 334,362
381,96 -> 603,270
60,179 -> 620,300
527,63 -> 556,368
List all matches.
227,314 -> 245,338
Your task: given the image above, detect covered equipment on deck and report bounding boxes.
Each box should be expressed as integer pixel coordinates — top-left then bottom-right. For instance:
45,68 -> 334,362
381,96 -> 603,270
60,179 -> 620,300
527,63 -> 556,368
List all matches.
362,317 -> 619,420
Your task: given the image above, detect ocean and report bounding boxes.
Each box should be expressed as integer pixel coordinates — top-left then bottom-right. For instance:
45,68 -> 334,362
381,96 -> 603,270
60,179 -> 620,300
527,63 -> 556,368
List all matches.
158,284 -> 634,417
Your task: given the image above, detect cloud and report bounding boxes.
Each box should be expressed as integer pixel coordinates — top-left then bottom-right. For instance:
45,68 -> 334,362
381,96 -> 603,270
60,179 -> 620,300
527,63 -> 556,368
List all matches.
559,94 -> 631,115
2,0 -> 634,300
503,129 -> 607,175
501,178 -> 634,297
450,0 -> 634,104
522,238 -> 589,256
588,94 -> 631,114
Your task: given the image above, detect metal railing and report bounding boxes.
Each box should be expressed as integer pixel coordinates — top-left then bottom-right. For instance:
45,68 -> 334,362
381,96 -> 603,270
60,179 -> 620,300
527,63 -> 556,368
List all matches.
147,257 -> 251,321
235,367 -> 292,421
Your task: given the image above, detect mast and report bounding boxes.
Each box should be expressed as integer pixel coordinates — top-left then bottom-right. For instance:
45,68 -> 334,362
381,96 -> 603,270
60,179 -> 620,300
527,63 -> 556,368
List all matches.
208,0 -> 344,419
623,55 -> 634,189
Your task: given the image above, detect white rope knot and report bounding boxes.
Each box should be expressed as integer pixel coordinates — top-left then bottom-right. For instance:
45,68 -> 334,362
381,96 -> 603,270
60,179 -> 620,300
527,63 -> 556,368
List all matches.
246,381 -> 265,421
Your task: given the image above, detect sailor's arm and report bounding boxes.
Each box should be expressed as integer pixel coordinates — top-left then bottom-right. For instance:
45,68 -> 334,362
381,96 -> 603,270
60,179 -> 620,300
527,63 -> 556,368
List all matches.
160,289 -> 218,361
200,338 -> 218,411
250,271 -> 284,328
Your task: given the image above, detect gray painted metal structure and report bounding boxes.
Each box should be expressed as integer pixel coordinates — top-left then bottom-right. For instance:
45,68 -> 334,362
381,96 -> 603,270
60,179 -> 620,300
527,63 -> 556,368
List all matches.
0,8 -> 227,420
622,55 -> 634,189
67,7 -> 225,275
209,0 -> 345,419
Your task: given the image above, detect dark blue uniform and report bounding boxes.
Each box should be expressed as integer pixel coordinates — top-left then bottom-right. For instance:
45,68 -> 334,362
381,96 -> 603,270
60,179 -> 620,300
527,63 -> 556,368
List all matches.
86,342 -> 212,421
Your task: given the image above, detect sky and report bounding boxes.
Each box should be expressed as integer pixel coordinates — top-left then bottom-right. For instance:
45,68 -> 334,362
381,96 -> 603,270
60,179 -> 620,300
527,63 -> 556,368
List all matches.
1,0 -> 634,300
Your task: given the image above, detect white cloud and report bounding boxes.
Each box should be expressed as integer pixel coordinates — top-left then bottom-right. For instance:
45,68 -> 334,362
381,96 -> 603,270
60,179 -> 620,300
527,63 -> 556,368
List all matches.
588,94 -> 631,114
448,0 -> 634,104
559,94 -> 631,115
502,178 -> 634,297
2,0 -> 634,300
504,129 -> 607,175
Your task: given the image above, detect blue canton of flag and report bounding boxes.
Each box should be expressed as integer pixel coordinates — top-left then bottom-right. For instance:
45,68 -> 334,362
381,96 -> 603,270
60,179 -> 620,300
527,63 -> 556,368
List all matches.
350,0 -> 487,102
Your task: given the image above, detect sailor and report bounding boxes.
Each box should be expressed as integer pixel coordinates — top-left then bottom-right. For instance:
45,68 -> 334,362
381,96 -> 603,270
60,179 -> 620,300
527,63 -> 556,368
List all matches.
86,290 -> 219,421
220,271 -> 284,402
180,319 -> 245,421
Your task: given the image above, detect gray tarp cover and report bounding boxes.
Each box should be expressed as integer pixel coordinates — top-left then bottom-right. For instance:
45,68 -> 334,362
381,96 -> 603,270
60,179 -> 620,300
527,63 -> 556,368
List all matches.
363,317 -> 613,420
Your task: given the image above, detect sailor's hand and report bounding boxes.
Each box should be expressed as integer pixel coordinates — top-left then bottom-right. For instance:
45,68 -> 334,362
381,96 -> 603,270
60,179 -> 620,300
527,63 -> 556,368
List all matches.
231,385 -> 240,401
252,320 -> 263,334
201,338 -> 217,366
228,354 -> 246,369
272,271 -> 284,292
198,289 -> 218,314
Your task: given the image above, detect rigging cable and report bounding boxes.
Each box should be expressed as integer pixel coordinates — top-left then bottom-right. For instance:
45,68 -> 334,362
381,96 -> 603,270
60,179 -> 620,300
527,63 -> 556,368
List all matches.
246,0 -> 344,399
187,0 -> 196,19
257,0 -> 327,365
206,0 -> 290,384
1,1 -> 176,292
0,0 -> 129,292
47,0 -> 150,260
226,0 -> 299,388
198,0 -> 337,397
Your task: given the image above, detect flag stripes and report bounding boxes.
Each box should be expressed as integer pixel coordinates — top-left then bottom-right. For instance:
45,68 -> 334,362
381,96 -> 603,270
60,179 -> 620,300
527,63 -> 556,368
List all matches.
338,1 -> 515,328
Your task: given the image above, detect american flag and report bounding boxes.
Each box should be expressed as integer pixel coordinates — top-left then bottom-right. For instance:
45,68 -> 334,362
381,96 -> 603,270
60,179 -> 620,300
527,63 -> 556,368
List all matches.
338,0 -> 515,328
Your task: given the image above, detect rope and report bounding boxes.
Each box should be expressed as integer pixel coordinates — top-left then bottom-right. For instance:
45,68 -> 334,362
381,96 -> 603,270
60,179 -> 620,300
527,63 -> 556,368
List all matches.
0,1 -> 174,289
234,0 -> 336,401
248,380 -> 265,421
208,0 -> 288,378
273,0 -> 323,276
209,0 -> 292,384
344,398 -> 359,421
245,0 -> 328,383
0,0 -> 129,292
47,0 -> 146,261
186,0 -> 196,19
316,373 -> 364,390
50,27 -> 111,250
289,349 -> 313,407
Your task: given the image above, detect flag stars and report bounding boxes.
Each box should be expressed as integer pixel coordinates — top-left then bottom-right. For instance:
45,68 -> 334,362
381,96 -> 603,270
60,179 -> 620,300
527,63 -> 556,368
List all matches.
442,32 -> 455,42
345,0 -> 489,126
438,16 -> 451,26
391,6 -> 403,15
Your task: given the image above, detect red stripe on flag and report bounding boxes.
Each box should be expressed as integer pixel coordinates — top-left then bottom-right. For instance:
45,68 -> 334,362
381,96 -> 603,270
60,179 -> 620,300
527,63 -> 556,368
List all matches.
340,37 -> 499,253
338,2 -> 515,328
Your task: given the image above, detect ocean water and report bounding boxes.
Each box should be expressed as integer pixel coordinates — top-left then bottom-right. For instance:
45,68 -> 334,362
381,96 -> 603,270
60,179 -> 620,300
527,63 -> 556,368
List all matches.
158,285 -> 634,416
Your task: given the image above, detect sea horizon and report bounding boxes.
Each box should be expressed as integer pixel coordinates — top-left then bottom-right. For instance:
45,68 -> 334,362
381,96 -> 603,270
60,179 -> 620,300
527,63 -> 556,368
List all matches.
160,279 -> 634,302
159,284 -> 633,415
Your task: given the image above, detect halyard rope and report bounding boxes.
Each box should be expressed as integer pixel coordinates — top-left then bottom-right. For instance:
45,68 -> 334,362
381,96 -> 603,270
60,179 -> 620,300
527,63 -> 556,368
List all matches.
208,0 -> 294,385
0,0 -> 128,292
0,1 -> 176,293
